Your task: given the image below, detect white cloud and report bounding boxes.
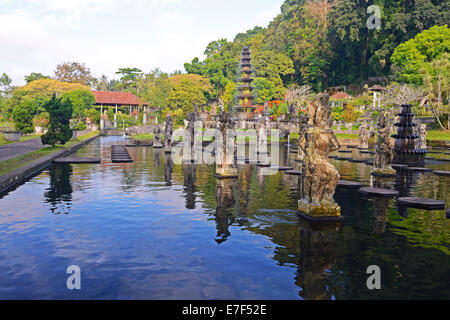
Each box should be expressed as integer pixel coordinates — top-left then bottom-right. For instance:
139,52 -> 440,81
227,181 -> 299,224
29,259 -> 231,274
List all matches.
0,0 -> 283,86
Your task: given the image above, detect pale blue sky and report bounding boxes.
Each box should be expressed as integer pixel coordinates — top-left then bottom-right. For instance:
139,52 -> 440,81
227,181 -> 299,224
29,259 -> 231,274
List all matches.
0,0 -> 284,85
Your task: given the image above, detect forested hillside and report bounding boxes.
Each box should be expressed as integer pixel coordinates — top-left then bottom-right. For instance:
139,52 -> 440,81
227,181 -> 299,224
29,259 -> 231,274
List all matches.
184,0 -> 449,105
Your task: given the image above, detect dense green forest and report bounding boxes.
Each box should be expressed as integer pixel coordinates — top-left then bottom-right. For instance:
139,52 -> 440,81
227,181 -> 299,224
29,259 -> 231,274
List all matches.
185,0 -> 449,99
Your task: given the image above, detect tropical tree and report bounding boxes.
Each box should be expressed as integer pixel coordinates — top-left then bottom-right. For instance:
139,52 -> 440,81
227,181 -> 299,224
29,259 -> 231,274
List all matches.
41,94 -> 73,146
24,73 -> 50,84
391,25 -> 450,85
54,62 -> 96,87
61,89 -> 96,122
421,53 -> 450,129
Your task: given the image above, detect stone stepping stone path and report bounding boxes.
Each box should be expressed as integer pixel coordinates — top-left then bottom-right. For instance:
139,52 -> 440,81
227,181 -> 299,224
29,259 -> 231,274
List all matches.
397,197 -> 445,210
433,171 -> 450,177
338,150 -> 353,153
284,170 -> 302,176
337,180 -> 363,189
111,145 -> 133,163
328,155 -> 337,159
407,167 -> 433,172
347,145 -> 358,149
359,187 -> 399,197
359,150 -> 375,154
54,157 -> 101,164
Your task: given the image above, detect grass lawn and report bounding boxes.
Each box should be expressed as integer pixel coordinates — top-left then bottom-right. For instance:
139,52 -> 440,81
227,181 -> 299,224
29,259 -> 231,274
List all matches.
0,134 -> 41,146
427,130 -> 450,141
0,146 -> 63,176
336,133 -> 359,140
0,121 -> 13,128
133,134 -> 155,141
0,131 -> 100,177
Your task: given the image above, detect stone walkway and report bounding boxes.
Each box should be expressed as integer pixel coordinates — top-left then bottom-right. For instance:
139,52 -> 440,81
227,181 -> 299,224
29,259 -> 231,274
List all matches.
0,138 -> 45,161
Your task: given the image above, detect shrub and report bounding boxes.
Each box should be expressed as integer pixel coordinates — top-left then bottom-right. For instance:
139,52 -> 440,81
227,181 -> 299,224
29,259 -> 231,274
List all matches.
41,95 -> 73,146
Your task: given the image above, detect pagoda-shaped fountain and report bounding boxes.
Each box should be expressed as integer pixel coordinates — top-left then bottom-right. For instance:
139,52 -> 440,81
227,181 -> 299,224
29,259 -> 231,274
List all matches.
237,46 -> 255,112
392,104 -> 426,165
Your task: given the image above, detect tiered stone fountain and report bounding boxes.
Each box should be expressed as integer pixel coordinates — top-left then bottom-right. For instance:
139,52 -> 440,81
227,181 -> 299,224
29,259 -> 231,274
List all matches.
392,104 -> 426,165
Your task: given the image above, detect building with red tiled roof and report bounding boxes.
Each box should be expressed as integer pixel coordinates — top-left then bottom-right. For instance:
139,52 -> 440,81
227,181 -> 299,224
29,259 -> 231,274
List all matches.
92,91 -> 147,107
330,92 -> 352,100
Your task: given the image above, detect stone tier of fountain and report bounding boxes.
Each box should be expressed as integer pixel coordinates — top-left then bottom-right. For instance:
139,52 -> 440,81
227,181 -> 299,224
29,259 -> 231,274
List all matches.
392,104 -> 426,165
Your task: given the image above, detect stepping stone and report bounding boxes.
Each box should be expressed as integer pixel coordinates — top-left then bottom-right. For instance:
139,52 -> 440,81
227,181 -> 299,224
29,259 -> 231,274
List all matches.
359,187 -> 399,197
338,150 -> 353,153
397,197 -> 445,210
290,150 -> 298,153
348,159 -> 367,163
407,167 -> 433,172
54,157 -> 101,164
435,158 -> 450,162
335,157 -> 352,161
328,156 -> 337,159
360,150 -> 375,154
391,164 -> 408,170
337,180 -> 363,189
258,163 -> 272,167
112,159 -> 133,163
269,166 -> 293,171
433,171 -> 450,177
285,170 -> 302,176
347,145 -> 358,149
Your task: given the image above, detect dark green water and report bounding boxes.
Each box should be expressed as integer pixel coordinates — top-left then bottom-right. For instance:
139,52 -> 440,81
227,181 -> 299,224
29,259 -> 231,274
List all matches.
0,136 -> 449,299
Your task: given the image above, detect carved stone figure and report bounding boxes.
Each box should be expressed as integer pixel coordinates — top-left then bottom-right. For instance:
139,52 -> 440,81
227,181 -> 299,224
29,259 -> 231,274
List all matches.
372,113 -> 395,176
257,117 -> 268,155
297,113 -> 309,162
153,125 -> 163,148
183,112 -> 196,162
164,115 -> 173,154
419,123 -> 427,149
299,93 -> 341,218
215,111 -> 237,178
359,121 -> 369,149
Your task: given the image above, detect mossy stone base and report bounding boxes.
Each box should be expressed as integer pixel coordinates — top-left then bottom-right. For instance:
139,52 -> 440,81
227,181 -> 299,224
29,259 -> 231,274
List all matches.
298,199 -> 341,218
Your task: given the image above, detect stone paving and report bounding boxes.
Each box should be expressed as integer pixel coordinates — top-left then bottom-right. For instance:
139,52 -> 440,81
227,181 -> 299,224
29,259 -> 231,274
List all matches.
0,138 -> 45,161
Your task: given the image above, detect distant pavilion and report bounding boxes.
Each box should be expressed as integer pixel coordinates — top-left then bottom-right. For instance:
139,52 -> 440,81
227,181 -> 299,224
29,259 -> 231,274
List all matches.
92,91 -> 148,115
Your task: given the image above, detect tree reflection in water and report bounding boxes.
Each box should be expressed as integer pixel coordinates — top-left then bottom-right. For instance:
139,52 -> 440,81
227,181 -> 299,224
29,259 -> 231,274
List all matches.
44,163 -> 73,215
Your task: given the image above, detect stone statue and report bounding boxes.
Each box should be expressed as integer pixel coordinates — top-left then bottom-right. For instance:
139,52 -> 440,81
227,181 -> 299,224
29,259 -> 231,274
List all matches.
372,113 -> 395,176
183,112 -> 196,162
419,123 -> 427,149
297,113 -> 309,162
299,93 -> 341,218
257,117 -> 268,155
263,102 -> 270,117
215,111 -> 237,178
164,115 -> 173,154
359,121 -> 369,149
153,124 -> 163,148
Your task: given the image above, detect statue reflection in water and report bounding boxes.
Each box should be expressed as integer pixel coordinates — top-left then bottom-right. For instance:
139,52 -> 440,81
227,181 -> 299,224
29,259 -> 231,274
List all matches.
183,163 -> 196,209
44,164 -> 73,215
215,178 -> 236,244
296,218 -> 341,300
164,156 -> 174,186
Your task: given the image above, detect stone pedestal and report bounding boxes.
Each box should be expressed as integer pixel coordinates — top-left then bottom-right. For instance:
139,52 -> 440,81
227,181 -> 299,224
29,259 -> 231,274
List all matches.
215,111 -> 237,178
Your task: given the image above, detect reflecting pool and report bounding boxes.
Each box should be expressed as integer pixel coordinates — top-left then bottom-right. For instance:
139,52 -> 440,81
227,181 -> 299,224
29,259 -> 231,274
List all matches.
0,136 -> 449,299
